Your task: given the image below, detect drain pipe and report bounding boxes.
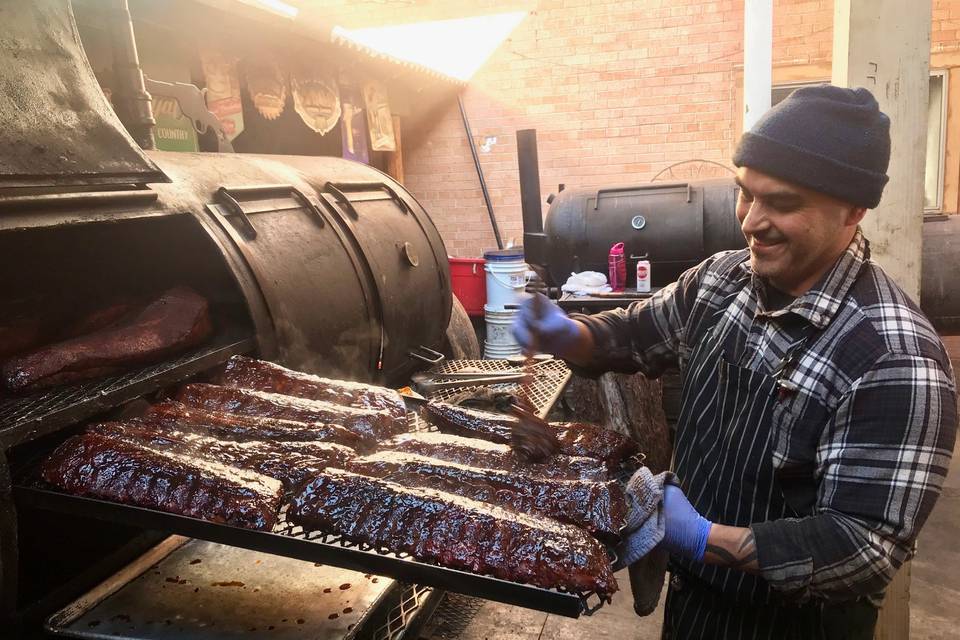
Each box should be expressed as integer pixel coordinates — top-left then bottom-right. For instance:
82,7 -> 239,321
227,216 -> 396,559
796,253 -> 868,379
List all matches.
107,0 -> 156,150
457,93 -> 503,250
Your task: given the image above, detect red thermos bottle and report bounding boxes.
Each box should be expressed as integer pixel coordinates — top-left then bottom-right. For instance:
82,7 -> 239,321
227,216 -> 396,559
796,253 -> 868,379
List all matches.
608,242 -> 626,292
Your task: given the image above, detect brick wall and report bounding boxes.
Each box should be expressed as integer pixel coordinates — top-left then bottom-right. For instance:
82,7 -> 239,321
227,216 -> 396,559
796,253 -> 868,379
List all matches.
305,0 -> 960,256
405,0 -> 746,257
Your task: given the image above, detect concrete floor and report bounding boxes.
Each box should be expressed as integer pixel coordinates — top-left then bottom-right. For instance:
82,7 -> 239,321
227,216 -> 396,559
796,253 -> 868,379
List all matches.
419,339 -> 960,639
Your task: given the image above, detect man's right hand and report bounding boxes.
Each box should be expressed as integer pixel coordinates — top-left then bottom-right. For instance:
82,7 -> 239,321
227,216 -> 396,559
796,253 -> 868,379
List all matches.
511,293 -> 584,357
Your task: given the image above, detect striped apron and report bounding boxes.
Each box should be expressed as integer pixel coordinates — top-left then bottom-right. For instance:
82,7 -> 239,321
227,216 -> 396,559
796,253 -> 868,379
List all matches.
660,308 -> 877,639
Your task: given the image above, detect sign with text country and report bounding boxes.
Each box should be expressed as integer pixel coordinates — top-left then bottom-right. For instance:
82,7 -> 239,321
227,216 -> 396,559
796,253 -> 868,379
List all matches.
151,95 -> 199,152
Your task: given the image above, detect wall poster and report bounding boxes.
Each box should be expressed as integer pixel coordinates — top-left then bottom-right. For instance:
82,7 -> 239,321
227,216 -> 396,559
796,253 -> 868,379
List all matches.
339,84 -> 370,163
199,46 -> 244,140
291,66 -> 341,135
362,81 -> 396,152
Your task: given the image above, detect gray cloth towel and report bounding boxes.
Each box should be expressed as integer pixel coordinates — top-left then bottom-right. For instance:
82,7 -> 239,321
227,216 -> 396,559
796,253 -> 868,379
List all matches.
615,467 -> 674,616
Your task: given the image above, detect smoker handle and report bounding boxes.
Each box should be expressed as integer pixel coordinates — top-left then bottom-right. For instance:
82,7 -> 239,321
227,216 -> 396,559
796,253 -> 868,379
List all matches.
408,346 -> 445,365
216,185 -> 326,239
593,183 -> 692,209
325,181 -> 414,216
215,187 -> 256,238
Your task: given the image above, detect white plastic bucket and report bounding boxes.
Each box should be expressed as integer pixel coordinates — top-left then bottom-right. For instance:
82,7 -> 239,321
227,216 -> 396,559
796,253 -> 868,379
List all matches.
484,340 -> 522,359
483,248 -> 529,310
483,305 -> 522,358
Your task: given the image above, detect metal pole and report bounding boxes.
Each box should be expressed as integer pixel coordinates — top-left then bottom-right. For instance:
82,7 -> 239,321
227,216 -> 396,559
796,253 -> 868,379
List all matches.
457,94 -> 503,250
743,0 -> 773,132
108,0 -> 156,150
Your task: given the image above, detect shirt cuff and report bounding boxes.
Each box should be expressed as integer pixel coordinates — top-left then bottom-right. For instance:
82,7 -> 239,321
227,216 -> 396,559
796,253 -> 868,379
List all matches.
751,519 -> 814,596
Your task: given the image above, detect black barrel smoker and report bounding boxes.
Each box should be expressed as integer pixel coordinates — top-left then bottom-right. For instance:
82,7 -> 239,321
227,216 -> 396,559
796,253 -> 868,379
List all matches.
541,179 -> 744,290
0,2 -> 462,636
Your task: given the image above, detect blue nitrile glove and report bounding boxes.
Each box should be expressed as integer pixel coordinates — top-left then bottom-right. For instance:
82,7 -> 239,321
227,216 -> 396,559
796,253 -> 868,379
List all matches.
510,293 -> 581,356
662,483 -> 712,562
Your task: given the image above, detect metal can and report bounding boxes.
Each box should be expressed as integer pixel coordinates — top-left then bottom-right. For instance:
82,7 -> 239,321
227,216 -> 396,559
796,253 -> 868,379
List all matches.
636,259 -> 651,293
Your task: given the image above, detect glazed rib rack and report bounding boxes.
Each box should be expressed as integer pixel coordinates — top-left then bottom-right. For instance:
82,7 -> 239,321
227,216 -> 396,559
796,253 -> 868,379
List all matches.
16,358 -> 614,617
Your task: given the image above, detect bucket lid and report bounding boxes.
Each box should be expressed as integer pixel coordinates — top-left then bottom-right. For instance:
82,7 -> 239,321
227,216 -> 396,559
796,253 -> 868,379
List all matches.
483,246 -> 525,261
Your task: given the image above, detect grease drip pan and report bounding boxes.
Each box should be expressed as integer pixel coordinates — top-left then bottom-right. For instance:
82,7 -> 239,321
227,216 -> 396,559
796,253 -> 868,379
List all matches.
46,536 -> 397,640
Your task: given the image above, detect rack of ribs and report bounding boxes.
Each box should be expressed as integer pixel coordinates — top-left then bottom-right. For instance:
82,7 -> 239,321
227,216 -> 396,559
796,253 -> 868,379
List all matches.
550,422 -> 640,468
40,432 -> 283,530
175,384 -> 405,443
88,420 -> 356,490
3,287 -> 212,392
288,468 -> 618,598
219,356 -> 406,420
143,400 -> 366,449
422,401 -> 639,468
347,451 -> 626,540
381,432 -> 609,481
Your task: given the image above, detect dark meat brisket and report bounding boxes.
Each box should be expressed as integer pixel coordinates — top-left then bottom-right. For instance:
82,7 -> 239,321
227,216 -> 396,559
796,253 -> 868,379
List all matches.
3,287 -> 211,391
288,468 -> 617,597
381,432 -> 608,481
176,384 -> 404,443
220,356 -> 406,419
143,400 -> 365,449
348,451 -> 626,540
0,319 -> 46,360
423,401 -> 639,467
40,432 -> 282,530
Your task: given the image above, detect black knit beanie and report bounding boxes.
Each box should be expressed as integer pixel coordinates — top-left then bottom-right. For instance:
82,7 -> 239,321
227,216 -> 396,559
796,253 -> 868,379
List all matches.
732,85 -> 891,209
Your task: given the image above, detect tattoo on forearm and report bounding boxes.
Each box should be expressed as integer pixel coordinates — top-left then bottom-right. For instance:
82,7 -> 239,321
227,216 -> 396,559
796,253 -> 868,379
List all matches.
704,530 -> 758,571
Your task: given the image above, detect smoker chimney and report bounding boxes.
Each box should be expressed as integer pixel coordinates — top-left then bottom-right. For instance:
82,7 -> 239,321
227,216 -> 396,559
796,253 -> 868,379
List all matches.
516,129 -> 547,270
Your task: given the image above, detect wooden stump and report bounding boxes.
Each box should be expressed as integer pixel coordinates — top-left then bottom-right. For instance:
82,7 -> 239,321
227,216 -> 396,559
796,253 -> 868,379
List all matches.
561,372 -> 673,473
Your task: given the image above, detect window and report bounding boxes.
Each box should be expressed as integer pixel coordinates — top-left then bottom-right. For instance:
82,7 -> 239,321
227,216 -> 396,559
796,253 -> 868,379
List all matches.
772,76 -> 948,212
925,72 -> 947,211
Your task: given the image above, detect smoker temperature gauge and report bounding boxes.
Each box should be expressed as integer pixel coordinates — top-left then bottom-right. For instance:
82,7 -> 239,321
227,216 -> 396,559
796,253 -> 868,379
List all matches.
631,215 -> 647,230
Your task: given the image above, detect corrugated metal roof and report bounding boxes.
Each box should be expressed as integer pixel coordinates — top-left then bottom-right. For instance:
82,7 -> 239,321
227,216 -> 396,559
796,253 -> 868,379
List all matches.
330,28 -> 466,86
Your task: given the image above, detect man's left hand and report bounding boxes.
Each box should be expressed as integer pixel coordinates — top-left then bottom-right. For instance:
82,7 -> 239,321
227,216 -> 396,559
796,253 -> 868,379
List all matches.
662,483 -> 712,562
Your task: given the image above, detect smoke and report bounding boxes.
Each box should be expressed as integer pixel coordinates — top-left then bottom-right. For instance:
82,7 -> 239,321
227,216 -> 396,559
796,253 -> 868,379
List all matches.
272,315 -> 383,383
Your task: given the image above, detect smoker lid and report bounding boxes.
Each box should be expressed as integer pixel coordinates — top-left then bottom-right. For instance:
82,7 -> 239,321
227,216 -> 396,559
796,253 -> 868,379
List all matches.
0,0 -> 169,189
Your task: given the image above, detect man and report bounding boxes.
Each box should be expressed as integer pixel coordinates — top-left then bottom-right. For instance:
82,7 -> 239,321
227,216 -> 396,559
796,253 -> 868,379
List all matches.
512,85 -> 957,639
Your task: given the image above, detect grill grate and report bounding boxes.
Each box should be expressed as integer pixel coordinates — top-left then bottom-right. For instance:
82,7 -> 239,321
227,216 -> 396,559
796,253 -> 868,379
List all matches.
425,358 -> 571,419
404,358 -> 569,434
0,334 -> 256,448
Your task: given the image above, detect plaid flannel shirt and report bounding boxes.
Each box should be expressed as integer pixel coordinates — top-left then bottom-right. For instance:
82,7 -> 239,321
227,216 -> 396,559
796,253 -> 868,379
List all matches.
574,229 -> 957,602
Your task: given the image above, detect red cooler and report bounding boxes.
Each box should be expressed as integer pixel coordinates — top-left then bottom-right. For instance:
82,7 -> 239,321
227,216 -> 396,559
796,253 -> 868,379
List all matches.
448,257 -> 487,317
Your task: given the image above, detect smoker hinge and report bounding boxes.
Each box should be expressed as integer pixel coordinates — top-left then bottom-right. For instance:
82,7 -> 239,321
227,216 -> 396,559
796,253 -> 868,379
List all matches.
0,189 -> 157,213
215,184 -> 325,239
324,181 -> 413,217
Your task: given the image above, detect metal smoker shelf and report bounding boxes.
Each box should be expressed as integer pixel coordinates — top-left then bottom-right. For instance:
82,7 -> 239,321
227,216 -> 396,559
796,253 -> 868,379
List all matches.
16,487 -> 603,618
0,333 -> 257,449
19,353 -> 592,638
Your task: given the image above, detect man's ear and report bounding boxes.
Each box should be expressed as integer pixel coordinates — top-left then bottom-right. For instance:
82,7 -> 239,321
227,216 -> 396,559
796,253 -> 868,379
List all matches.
846,206 -> 867,226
